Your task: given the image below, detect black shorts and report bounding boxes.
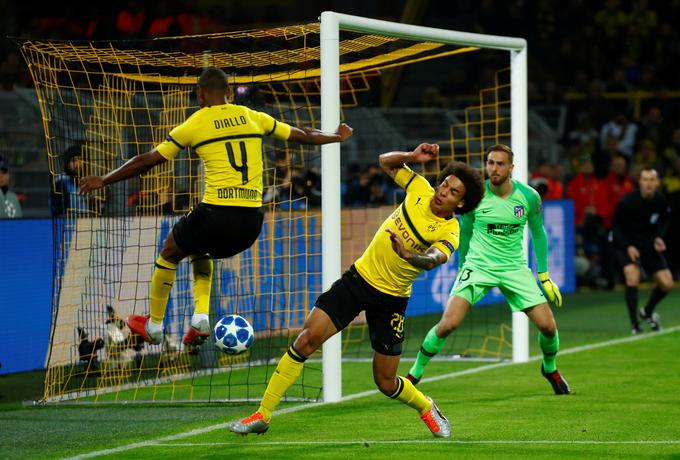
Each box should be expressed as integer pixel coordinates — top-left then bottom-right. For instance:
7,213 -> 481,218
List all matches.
172,203 -> 264,259
615,244 -> 668,275
315,265 -> 409,356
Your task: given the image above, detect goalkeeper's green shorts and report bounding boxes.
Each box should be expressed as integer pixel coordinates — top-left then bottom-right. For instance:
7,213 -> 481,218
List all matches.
450,264 -> 546,312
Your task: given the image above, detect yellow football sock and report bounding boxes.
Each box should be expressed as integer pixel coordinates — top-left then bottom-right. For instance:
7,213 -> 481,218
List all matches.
388,376 -> 432,415
149,255 -> 177,323
190,254 -> 213,315
258,346 -> 307,421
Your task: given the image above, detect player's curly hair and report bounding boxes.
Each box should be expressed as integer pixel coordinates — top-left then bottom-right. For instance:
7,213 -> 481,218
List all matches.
198,67 -> 229,93
437,161 -> 484,215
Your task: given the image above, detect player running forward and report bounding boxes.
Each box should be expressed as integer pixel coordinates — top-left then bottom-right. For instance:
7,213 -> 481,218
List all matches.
79,67 -> 353,351
229,143 -> 484,437
406,144 -> 571,395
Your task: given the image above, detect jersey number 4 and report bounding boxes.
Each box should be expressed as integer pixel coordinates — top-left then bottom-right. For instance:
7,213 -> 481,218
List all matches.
225,141 -> 249,185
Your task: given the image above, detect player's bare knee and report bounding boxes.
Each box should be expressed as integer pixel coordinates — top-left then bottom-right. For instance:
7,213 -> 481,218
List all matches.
659,278 -> 674,292
623,265 -> 640,286
160,236 -> 185,264
435,321 -> 457,338
292,331 -> 320,356
540,321 -> 557,337
374,375 -> 397,395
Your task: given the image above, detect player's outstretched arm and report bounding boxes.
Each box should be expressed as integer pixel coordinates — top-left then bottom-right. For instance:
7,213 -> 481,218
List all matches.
378,143 -> 438,179
79,150 -> 167,194
287,123 -> 353,145
385,229 -> 447,270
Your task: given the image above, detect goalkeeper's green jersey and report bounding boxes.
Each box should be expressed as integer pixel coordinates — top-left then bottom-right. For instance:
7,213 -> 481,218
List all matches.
458,179 -> 549,273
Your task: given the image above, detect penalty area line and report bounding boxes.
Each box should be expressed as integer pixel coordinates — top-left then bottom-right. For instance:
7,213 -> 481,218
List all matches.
64,326 -> 680,459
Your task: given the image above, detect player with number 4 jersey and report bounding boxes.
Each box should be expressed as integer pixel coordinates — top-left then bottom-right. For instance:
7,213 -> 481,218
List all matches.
79,67 -> 352,350
406,144 -> 571,395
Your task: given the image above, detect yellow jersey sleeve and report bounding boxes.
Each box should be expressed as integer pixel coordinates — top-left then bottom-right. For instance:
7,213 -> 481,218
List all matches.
249,108 -> 292,141
430,219 -> 460,260
394,165 -> 432,193
155,112 -> 199,160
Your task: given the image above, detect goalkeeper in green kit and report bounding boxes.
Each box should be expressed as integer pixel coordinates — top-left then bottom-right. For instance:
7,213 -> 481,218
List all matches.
406,144 -> 570,394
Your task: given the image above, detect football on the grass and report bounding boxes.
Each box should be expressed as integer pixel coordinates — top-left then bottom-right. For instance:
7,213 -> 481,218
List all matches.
214,315 -> 254,354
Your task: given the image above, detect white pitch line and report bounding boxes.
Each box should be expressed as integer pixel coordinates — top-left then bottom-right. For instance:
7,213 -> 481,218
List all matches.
65,326 -> 680,459
156,440 -> 680,446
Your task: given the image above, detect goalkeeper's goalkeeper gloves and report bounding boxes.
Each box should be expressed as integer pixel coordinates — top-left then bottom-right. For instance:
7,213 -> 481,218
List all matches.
538,272 -> 563,307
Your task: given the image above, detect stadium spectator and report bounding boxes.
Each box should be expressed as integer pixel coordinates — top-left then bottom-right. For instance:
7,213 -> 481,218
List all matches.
175,2 -> 203,35
567,156 -> 608,282
605,68 -> 631,93
568,112 -> 599,158
78,68 -> 353,351
406,144 -> 570,395
343,168 -> 371,206
147,1 -> 179,38
611,168 -> 673,334
633,139 -> 661,173
0,157 -> 22,218
530,163 -> 564,200
0,52 -> 24,91
595,0 -> 628,59
567,156 -> 607,228
627,0 -> 657,38
51,144 -> 90,217
547,163 -> 566,199
599,154 -> 636,288
591,132 -> 621,179
638,106 -> 667,152
229,143 -> 484,437
600,110 -> 638,159
116,0 -> 147,39
127,181 -> 190,215
344,163 -> 394,207
601,154 -> 635,228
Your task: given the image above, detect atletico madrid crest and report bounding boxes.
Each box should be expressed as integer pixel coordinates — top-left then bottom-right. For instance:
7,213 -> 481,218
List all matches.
514,205 -> 525,218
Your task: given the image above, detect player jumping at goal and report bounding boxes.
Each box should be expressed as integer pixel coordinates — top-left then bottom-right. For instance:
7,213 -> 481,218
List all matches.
229,143 -> 484,438
79,67 -> 353,350
406,144 -> 571,395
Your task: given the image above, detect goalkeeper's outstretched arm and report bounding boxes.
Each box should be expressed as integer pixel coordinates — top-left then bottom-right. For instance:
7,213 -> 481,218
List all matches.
79,150 -> 167,193
526,192 -> 563,307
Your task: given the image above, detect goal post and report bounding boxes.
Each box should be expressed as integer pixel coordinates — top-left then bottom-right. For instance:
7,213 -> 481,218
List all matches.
320,12 -> 529,401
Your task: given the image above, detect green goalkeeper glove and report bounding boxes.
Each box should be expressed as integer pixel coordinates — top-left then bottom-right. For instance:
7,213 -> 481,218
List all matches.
538,272 -> 563,307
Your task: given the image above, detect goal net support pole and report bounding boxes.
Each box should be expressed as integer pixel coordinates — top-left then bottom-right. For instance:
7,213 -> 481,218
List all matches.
319,11 -> 529,402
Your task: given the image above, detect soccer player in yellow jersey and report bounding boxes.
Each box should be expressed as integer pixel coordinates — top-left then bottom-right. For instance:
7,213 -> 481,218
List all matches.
229,143 -> 484,438
79,68 -> 353,348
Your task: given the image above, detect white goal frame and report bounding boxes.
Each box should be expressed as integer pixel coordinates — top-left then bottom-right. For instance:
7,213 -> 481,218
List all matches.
320,11 -> 528,402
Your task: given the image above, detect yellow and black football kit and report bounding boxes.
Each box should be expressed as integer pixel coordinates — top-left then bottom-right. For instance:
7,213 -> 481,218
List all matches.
316,165 -> 460,355
155,103 -> 292,257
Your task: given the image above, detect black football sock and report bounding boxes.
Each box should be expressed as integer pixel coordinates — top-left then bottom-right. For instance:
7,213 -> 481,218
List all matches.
643,287 -> 668,316
625,286 -> 639,327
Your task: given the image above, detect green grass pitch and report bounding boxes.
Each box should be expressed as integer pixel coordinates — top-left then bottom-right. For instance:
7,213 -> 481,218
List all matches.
1,288 -> 679,459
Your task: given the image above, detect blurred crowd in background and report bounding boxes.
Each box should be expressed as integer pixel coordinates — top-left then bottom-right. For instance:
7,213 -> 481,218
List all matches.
1,0 -> 679,286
